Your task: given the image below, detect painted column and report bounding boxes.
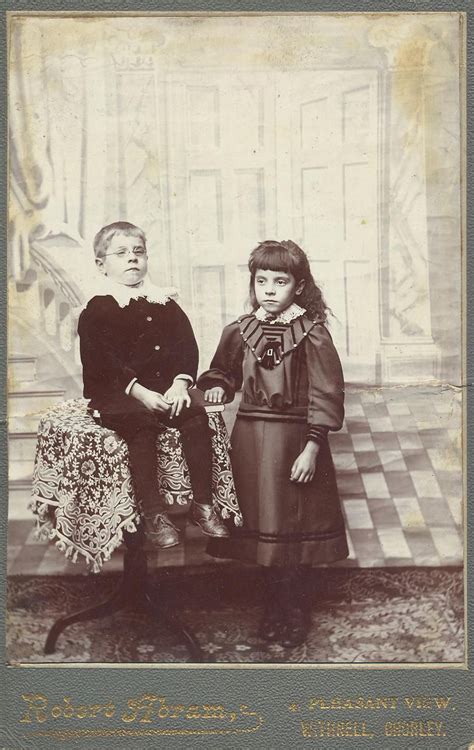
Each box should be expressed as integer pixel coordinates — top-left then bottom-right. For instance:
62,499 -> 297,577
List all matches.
369,21 -> 441,383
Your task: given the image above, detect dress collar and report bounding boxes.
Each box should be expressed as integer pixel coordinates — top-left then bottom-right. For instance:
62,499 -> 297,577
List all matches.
238,308 -> 320,365
254,302 -> 306,324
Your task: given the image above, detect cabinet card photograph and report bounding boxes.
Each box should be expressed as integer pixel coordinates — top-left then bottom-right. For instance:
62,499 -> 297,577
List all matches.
6,11 -> 465,666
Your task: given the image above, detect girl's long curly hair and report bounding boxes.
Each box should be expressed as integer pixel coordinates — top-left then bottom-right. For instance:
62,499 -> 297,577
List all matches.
248,240 -> 328,322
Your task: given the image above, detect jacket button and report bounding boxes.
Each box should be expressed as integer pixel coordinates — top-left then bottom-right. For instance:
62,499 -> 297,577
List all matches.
154,345 -> 160,350
146,316 -> 152,322
156,371 -> 161,377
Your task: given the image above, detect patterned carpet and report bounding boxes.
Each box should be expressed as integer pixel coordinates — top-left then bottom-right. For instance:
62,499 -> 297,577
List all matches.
7,567 -> 464,664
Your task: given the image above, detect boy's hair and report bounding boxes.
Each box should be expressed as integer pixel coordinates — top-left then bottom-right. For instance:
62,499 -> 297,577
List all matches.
248,239 -> 328,322
93,221 -> 147,258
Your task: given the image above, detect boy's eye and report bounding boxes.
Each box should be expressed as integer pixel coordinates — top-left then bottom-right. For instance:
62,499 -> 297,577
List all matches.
114,248 -> 145,257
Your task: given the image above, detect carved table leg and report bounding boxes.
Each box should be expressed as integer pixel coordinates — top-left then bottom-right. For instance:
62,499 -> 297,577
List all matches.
44,529 -> 203,662
44,545 -> 146,655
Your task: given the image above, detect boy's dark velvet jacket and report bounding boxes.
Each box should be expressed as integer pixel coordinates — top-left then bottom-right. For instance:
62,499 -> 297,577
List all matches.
78,294 -> 198,412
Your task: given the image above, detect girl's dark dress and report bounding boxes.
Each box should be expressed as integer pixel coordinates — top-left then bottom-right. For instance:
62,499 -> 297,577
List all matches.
198,311 -> 349,567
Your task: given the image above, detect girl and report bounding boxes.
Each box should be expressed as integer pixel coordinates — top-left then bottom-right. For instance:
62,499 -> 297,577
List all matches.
197,240 -> 348,647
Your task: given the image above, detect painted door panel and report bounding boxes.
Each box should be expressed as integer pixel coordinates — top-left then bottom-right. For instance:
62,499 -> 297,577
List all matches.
166,70 -> 379,381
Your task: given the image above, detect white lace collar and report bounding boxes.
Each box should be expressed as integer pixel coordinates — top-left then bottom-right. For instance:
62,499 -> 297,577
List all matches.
81,276 -> 178,309
254,302 -> 306,324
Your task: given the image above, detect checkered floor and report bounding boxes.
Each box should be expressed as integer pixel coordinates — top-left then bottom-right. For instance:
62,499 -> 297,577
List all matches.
330,385 -> 463,567
7,385 -> 463,574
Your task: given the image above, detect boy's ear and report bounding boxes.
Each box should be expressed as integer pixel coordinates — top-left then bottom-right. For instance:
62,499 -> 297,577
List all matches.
95,257 -> 106,275
295,279 -> 305,296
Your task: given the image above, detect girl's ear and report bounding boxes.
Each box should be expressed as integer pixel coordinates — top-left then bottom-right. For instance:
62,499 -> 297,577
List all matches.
95,257 -> 106,275
295,279 -> 305,296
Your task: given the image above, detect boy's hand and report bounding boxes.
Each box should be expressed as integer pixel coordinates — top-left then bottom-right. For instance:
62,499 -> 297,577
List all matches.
163,380 -> 191,418
290,442 -> 320,484
204,386 -> 226,404
130,383 -> 171,414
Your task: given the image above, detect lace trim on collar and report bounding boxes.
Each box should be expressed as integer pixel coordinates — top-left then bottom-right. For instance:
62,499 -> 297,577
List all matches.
81,277 -> 178,309
254,302 -> 306,324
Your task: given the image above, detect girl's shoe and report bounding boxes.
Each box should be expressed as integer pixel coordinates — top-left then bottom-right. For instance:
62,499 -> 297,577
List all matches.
279,607 -> 310,648
191,503 -> 230,538
257,607 -> 286,642
143,513 -> 180,549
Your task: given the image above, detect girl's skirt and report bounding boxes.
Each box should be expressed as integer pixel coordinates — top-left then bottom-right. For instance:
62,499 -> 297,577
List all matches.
207,416 -> 349,567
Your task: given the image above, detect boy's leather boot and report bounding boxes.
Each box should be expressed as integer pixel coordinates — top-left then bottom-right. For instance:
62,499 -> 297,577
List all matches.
191,502 -> 230,538
142,513 -> 180,548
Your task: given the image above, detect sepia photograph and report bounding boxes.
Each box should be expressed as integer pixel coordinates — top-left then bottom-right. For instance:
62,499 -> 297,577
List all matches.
6,10 -> 465,665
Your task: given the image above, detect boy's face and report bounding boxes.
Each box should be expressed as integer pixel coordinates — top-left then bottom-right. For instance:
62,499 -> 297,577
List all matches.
254,269 -> 304,315
96,232 -> 148,286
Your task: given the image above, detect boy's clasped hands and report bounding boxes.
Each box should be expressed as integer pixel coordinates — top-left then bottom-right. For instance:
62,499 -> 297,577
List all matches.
131,379 -> 191,418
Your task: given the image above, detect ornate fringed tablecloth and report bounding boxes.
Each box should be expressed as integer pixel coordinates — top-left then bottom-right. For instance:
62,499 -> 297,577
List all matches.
30,399 -> 241,572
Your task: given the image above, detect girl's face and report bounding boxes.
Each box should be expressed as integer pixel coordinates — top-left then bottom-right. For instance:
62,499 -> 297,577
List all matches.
96,232 -> 148,286
254,269 -> 304,315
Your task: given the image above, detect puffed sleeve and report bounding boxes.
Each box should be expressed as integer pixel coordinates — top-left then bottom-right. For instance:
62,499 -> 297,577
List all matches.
305,323 -> 345,442
197,322 -> 244,401
78,296 -> 137,398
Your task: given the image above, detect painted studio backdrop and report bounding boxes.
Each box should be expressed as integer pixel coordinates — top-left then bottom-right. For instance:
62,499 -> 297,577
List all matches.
7,13 -> 464,659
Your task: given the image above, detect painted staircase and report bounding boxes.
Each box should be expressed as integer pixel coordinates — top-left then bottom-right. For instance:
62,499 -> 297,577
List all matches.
8,237 -> 88,520
8,310 -> 83,521
8,351 -> 68,520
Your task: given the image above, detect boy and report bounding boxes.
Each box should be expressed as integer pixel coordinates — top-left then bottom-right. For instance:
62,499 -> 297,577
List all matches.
78,221 -> 229,548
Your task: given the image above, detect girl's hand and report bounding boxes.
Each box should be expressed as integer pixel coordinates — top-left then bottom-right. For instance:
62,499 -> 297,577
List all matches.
131,383 -> 171,414
163,380 -> 192,418
290,442 -> 320,483
204,386 -> 226,404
